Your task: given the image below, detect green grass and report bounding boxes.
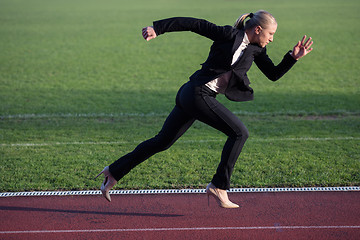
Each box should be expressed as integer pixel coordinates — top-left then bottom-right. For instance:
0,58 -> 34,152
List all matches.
1,115 -> 359,191
0,0 -> 359,191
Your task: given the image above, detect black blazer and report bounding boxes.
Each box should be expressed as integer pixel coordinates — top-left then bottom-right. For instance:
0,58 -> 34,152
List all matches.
153,17 -> 297,102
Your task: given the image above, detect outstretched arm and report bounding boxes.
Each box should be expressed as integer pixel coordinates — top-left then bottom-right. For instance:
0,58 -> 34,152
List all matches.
291,35 -> 313,60
145,17 -> 235,42
142,26 -> 157,41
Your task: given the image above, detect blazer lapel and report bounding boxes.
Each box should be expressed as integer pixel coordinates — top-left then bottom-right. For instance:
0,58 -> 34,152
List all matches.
231,29 -> 245,54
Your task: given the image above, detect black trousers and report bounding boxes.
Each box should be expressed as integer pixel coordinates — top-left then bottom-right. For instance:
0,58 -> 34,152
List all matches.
109,81 -> 249,190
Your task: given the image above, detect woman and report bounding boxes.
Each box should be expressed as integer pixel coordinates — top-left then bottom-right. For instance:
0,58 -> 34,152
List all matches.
95,10 -> 313,208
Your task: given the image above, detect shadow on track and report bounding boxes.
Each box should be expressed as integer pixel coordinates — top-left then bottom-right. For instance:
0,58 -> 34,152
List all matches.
0,205 -> 183,218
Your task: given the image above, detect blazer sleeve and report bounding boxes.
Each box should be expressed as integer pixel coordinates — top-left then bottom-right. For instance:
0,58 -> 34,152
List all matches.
153,17 -> 235,42
254,48 -> 297,81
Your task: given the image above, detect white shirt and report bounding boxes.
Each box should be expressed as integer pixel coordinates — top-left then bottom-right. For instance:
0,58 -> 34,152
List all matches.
205,33 -> 250,94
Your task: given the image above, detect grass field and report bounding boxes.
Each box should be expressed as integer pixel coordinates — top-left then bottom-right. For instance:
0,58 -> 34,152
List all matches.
0,0 -> 359,191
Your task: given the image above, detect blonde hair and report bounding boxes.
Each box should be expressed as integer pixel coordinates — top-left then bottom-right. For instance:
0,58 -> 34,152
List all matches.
234,10 -> 277,30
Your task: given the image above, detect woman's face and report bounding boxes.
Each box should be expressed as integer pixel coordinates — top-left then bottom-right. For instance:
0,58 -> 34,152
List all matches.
254,23 -> 277,48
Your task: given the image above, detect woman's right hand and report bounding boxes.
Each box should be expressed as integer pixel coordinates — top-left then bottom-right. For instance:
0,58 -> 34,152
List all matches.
142,26 -> 157,41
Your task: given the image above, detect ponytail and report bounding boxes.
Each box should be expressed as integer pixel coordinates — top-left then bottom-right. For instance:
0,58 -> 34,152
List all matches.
233,13 -> 253,29
234,10 -> 276,30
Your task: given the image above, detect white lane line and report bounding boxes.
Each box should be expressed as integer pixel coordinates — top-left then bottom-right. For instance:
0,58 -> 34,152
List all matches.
1,186 -> 359,198
0,225 -> 359,234
1,110 -> 358,119
0,141 -> 129,147
1,137 -> 359,147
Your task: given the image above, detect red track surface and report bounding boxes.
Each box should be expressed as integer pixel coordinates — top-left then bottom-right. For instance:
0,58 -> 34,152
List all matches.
0,191 -> 359,239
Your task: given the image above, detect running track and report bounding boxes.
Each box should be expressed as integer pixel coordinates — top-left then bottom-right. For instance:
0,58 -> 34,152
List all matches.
0,190 -> 359,239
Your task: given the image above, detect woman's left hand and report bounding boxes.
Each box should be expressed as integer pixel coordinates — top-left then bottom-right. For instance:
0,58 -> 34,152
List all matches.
291,35 -> 313,60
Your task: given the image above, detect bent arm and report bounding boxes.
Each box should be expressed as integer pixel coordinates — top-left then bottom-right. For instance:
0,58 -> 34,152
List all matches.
255,35 -> 313,81
152,17 -> 235,42
254,49 -> 297,81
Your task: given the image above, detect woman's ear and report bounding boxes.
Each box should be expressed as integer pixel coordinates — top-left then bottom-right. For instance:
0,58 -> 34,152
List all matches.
254,26 -> 262,35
